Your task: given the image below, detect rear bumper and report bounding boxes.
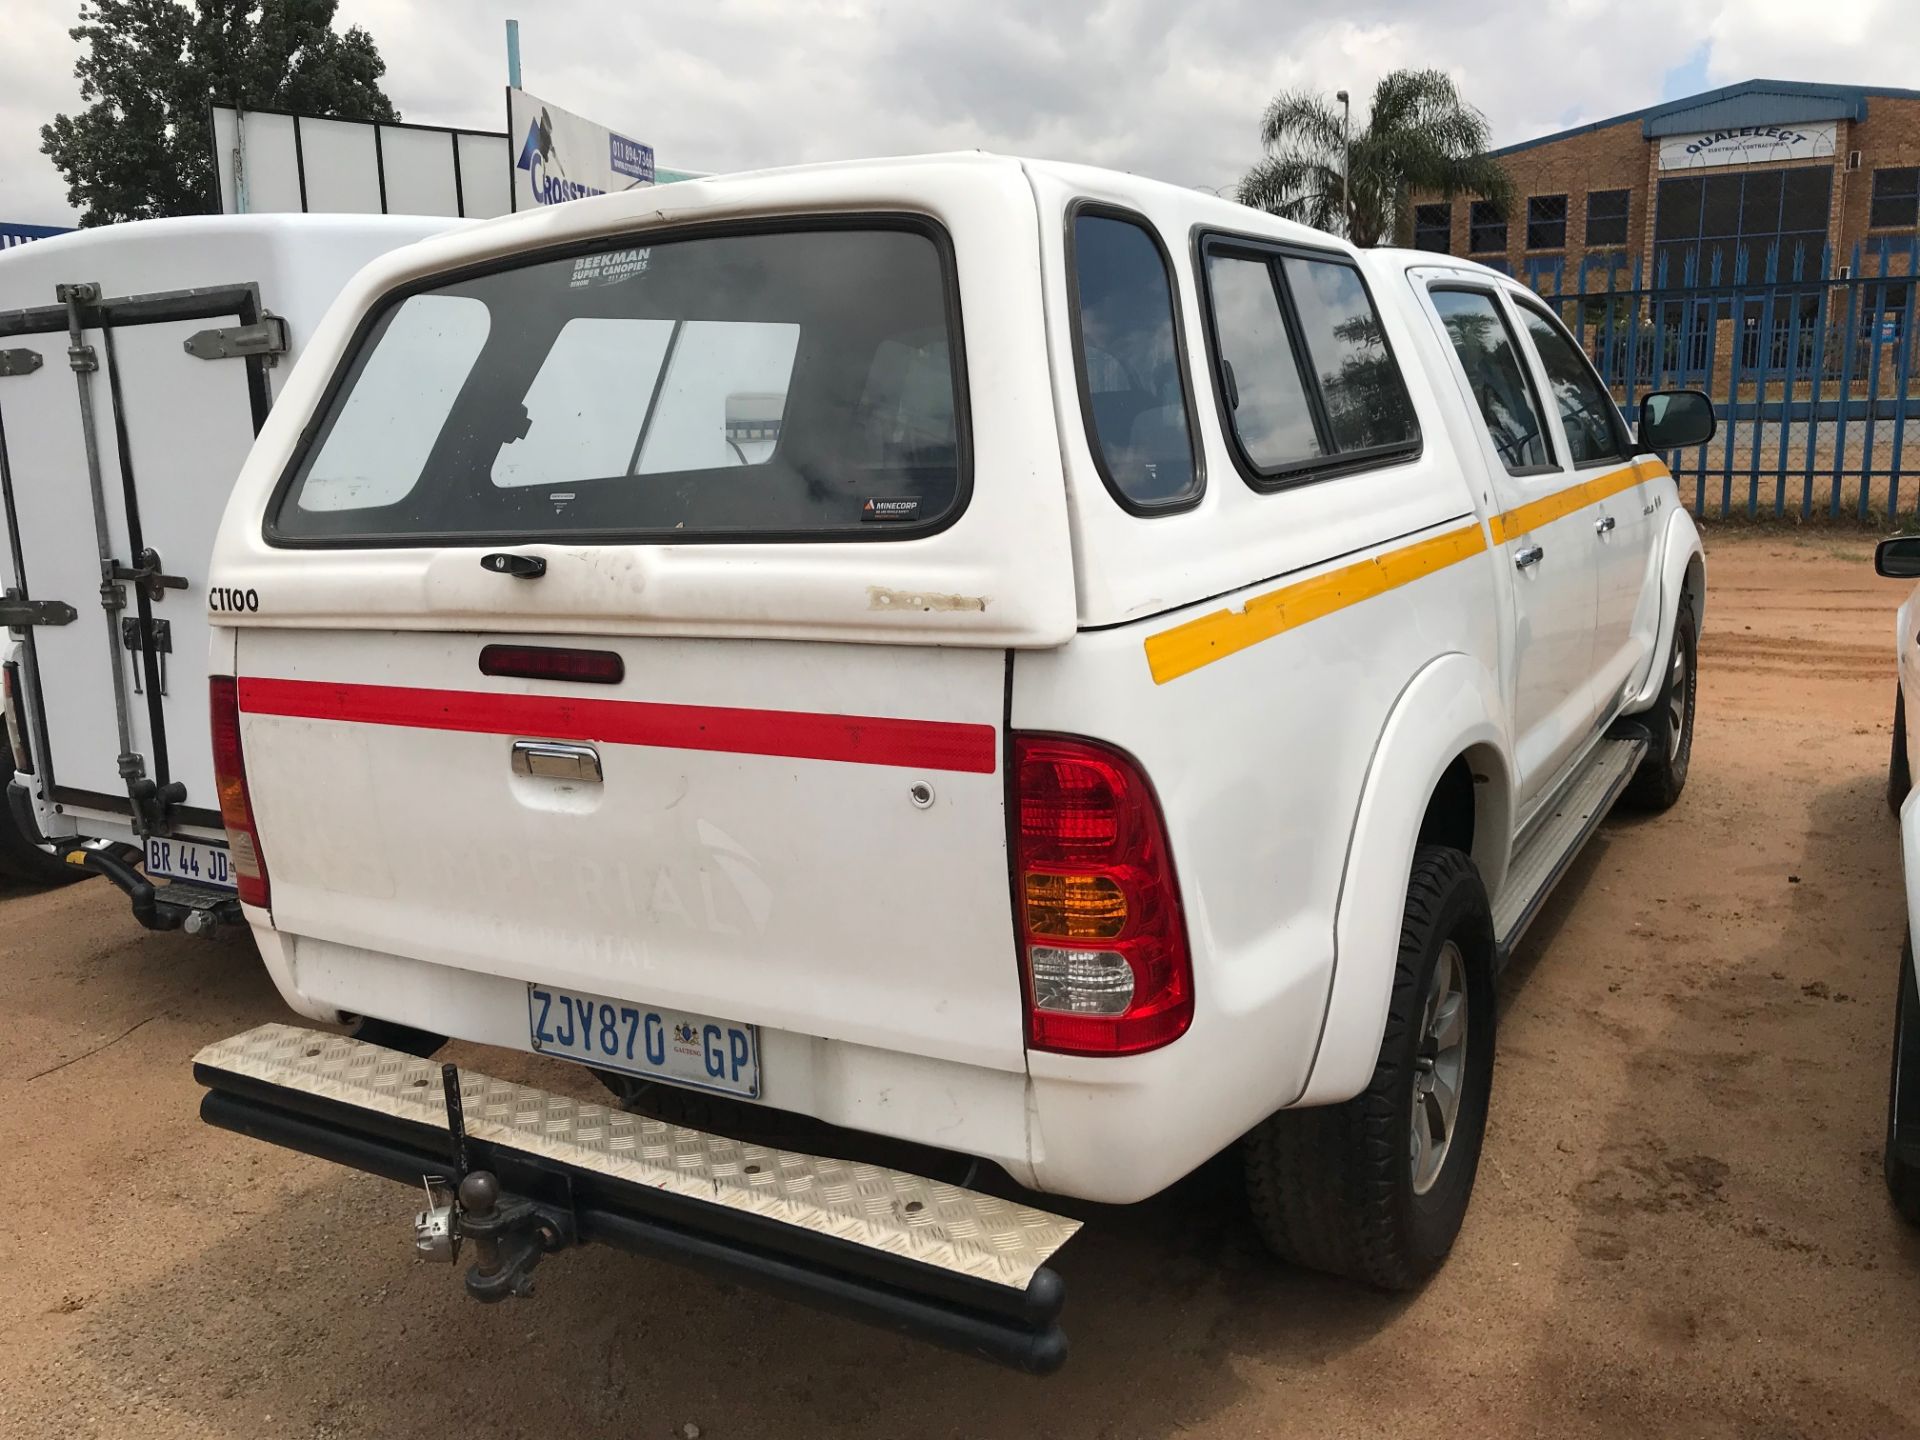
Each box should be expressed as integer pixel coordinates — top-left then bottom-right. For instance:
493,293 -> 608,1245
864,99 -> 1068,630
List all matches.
194,1024 -> 1078,1374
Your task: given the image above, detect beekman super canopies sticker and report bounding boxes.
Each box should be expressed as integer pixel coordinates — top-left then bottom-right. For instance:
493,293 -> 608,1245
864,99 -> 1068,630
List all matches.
861,498 -> 921,523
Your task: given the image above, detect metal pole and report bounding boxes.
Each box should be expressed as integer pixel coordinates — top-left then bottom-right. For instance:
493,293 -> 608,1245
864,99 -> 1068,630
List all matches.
57,283 -> 144,813
506,19 -> 522,90
1336,90 -> 1351,238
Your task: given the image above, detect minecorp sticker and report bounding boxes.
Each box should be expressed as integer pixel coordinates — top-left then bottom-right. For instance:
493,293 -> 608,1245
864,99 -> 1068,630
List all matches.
569,249 -> 650,289
862,497 -> 922,523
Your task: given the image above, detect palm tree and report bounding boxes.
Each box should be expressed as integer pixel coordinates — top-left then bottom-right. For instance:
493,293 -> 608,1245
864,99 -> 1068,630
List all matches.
1237,69 -> 1513,247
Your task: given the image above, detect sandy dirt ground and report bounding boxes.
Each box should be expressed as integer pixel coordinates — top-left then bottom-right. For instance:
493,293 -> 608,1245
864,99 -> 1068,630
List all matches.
6,529 -> 1920,1439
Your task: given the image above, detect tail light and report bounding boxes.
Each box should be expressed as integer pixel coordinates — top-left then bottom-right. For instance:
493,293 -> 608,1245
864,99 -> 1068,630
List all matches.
1012,735 -> 1192,1055
209,677 -> 270,909
3,661 -> 31,774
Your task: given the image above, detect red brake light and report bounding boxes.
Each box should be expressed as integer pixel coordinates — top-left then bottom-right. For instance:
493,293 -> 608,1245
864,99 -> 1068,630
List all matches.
479,644 -> 625,685
209,677 -> 270,909
1013,735 -> 1192,1056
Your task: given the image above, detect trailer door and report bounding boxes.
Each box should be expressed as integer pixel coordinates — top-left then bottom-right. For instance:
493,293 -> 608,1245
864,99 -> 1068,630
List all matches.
0,285 -> 275,837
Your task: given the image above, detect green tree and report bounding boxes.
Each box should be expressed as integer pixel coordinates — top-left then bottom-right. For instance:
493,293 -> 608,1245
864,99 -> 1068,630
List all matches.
42,0 -> 400,227
1236,69 -> 1512,247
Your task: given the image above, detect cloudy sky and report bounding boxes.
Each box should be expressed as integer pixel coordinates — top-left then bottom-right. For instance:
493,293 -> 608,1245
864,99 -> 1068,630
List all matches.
3,0 -> 1917,225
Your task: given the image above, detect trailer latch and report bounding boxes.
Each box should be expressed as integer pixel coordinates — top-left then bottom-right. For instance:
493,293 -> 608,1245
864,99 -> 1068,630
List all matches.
0,348 -> 42,378
0,588 -> 77,628
183,314 -> 289,363
110,548 -> 188,604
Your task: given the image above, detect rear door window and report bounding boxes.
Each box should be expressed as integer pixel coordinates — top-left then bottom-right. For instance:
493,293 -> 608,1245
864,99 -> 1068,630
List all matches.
271,222 -> 967,544
1068,207 -> 1201,511
1429,288 -> 1554,473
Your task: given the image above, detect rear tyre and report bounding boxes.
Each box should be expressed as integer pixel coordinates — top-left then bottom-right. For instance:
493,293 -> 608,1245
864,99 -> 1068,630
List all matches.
1890,687 -> 1911,817
1885,938 -> 1920,1226
1242,844 -> 1496,1290
0,753 -> 87,888
1622,597 -> 1698,813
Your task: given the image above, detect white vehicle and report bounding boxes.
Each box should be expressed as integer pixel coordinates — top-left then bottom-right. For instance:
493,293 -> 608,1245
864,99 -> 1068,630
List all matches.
1877,536 -> 1920,1224
191,156 -> 1711,1370
0,214 -> 454,924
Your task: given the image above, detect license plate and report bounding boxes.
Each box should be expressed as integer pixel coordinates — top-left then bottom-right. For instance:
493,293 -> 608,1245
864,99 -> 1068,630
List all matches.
144,835 -> 236,890
527,985 -> 760,1099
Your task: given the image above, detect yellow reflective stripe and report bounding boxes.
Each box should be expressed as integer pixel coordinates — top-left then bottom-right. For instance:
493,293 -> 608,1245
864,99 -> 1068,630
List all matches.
1144,522 -> 1487,685
1486,458 -> 1662,545
1140,458 -> 1673,685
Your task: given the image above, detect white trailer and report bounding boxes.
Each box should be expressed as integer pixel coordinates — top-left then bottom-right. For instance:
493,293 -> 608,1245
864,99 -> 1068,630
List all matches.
0,213 -> 456,926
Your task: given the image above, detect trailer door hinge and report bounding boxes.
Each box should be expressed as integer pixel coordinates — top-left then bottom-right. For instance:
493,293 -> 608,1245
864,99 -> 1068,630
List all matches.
183,314 -> 288,363
0,588 -> 77,629
0,348 -> 42,378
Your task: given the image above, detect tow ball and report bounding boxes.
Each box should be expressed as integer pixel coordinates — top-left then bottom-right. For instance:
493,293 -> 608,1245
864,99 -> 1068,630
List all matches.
411,1062 -> 576,1302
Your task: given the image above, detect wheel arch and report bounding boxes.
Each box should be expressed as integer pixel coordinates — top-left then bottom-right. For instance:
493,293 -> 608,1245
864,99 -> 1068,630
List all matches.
1627,506 -> 1706,713
1293,651 -> 1511,1107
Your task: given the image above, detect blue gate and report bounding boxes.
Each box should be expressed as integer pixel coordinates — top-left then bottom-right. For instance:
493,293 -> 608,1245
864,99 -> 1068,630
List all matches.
1529,236 -> 1920,520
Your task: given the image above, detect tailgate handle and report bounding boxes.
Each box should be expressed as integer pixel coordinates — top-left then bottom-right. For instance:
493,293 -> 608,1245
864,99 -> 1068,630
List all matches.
511,740 -> 602,783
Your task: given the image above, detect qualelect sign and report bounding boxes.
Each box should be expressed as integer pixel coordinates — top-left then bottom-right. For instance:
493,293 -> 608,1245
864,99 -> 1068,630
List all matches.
1657,121 -> 1838,171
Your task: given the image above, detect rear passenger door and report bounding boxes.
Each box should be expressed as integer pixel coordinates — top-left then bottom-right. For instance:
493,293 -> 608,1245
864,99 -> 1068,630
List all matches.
1423,283 -> 1600,808
1509,299 -> 1658,717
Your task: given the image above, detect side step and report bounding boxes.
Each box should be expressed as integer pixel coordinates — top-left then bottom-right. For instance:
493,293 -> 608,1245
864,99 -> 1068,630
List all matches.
1491,733 -> 1647,961
194,1024 -> 1079,1373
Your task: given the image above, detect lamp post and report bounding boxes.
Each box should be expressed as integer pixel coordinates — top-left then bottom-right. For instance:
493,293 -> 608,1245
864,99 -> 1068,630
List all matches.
1335,89 -> 1351,238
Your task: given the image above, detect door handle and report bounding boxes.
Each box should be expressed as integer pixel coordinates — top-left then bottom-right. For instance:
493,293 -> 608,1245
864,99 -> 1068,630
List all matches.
1595,515 -> 1617,535
511,740 -> 602,782
1514,545 -> 1545,569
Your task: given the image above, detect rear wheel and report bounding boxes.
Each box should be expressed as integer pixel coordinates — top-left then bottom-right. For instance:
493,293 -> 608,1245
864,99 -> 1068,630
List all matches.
1242,845 -> 1496,1289
1890,687 -> 1911,816
1622,597 -> 1697,813
0,753 -> 87,888
1885,938 -> 1920,1226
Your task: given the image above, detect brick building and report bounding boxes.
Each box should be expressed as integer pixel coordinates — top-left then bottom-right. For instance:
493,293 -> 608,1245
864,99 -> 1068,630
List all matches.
1414,79 -> 1920,293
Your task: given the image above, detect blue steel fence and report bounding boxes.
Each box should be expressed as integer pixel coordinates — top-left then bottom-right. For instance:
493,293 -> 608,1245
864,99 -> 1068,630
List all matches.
1515,235 -> 1920,520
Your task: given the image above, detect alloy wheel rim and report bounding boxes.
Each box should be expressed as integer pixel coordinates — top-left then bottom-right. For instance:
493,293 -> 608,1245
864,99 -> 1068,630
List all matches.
1411,940 -> 1469,1195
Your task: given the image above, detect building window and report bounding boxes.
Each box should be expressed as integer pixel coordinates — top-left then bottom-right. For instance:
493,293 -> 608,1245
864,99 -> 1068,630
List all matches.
1871,168 -> 1920,230
1586,189 -> 1631,248
1413,203 -> 1452,253
1653,167 -> 1831,285
1525,194 -> 1567,250
1469,200 -> 1507,254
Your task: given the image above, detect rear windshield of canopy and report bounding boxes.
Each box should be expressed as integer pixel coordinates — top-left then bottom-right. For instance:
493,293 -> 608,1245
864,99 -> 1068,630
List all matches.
270,223 -> 967,544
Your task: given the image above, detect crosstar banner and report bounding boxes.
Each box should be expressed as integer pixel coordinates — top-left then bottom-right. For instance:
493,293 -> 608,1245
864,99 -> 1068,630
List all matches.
1657,120 -> 1839,171
508,87 -> 655,209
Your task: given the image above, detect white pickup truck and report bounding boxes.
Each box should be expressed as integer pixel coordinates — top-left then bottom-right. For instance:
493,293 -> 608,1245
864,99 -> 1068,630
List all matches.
191,155 -> 1711,1371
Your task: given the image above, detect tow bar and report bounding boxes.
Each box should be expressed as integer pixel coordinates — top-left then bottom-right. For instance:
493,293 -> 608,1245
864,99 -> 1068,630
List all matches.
412,1063 -> 578,1301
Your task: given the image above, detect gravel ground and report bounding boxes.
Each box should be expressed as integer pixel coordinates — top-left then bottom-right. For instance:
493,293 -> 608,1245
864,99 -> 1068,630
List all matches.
5,528 -> 1920,1439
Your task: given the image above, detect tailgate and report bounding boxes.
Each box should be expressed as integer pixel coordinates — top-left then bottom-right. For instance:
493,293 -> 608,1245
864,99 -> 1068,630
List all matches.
237,628 -> 1026,1068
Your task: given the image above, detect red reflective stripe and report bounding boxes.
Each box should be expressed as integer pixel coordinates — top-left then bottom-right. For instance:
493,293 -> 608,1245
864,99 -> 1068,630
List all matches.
235,677 -> 998,774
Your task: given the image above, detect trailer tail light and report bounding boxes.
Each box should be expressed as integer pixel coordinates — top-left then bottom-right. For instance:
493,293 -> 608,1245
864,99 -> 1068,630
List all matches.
209,677 -> 269,909
1013,735 -> 1192,1056
3,661 -> 31,774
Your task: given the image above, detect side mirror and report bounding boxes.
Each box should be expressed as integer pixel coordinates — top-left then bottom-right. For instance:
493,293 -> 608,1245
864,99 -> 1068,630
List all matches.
1877,537 -> 1920,579
1638,389 -> 1716,452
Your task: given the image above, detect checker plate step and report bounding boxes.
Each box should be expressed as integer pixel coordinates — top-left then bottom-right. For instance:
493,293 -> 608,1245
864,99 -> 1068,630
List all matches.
196,1023 -> 1079,1290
